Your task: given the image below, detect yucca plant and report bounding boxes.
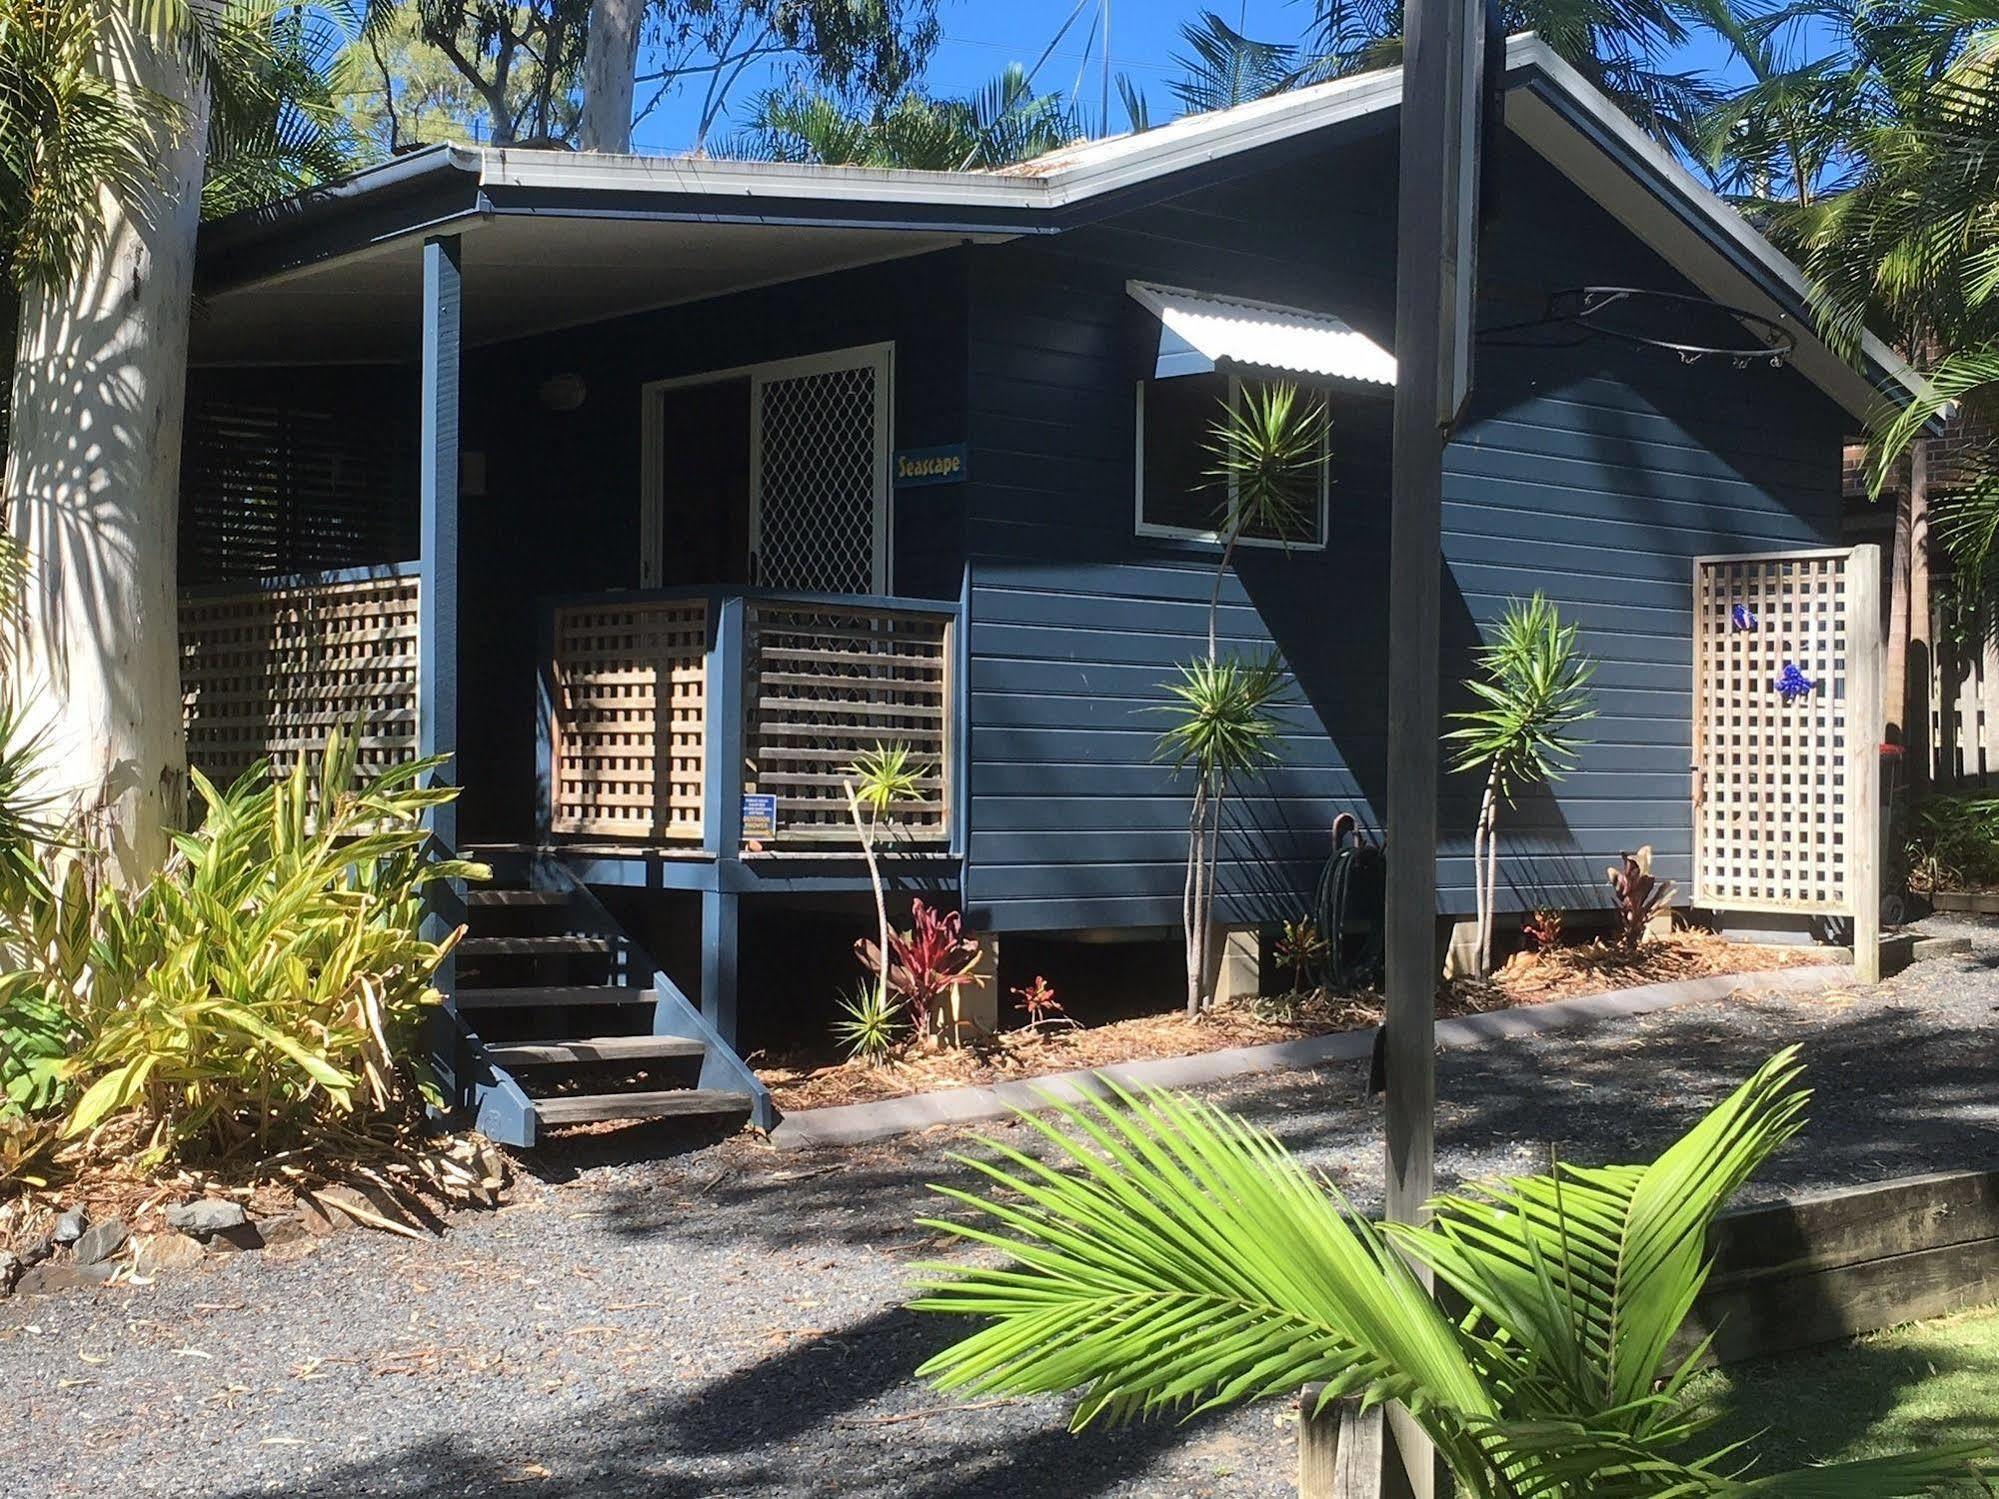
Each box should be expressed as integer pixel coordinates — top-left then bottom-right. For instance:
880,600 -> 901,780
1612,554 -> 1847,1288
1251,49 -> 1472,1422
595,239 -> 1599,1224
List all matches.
1198,381 -> 1329,657
844,740 -> 932,1020
1154,652 -> 1289,1016
832,980 -> 902,1066
911,1049 -> 1996,1496
1446,594 -> 1598,978
1,728 -> 485,1166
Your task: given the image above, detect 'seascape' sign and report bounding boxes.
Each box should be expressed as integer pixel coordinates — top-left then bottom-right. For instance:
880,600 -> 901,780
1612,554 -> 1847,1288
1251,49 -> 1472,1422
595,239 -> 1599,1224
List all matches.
893,444 -> 968,487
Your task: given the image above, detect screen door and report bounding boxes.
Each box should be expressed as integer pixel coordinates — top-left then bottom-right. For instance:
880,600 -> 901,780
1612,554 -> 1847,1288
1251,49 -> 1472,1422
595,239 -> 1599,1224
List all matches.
749,345 -> 892,595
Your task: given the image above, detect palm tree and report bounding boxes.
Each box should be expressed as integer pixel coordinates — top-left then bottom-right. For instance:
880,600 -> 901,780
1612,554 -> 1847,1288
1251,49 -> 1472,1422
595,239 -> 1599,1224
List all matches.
1446,594 -> 1597,977
727,64 -> 1082,171
912,1050 -> 1994,1495
1165,2 -> 1733,155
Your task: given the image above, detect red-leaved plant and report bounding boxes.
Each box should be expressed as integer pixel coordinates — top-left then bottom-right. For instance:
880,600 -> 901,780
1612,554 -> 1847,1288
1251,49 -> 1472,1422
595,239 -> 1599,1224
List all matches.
857,900 -> 984,1041
1011,975 -> 1072,1030
1608,846 -> 1676,949
1522,907 -> 1564,952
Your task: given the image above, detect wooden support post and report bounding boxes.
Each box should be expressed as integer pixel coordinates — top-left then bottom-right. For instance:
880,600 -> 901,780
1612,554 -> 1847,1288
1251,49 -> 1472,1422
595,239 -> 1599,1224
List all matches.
1383,0 -> 1483,1489
707,595 -> 747,857
1850,543 -> 1884,984
419,233 -> 464,1104
1299,1389 -> 1387,1499
419,234 -> 461,854
702,887 -> 741,1045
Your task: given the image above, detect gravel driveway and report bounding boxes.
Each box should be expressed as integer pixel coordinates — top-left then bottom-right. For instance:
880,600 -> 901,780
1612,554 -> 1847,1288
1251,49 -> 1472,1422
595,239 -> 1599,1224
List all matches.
5,920 -> 1997,1499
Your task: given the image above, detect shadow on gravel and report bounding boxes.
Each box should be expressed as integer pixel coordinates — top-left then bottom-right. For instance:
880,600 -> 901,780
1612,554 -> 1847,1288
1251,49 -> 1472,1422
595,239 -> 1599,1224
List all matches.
209,1302 -> 1246,1499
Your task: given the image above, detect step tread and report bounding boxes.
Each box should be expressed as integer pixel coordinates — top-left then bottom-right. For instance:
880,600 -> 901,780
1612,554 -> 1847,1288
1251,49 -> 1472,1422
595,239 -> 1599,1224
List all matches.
485,1035 -> 703,1066
459,934 -> 614,957
532,1088 -> 752,1126
466,889 -> 571,908
457,985 -> 647,1010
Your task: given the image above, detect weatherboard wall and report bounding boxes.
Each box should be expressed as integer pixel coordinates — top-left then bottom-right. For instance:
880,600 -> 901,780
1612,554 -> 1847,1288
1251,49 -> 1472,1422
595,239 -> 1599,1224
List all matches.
959,128 -> 1847,934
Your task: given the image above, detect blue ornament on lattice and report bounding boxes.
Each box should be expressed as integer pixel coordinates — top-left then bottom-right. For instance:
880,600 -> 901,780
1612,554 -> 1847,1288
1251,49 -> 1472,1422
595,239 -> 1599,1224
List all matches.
1731,604 -> 1757,631
1774,661 -> 1815,702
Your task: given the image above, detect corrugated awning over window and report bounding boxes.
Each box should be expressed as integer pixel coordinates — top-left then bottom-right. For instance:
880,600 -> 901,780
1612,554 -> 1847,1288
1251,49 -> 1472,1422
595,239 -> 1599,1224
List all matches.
1127,280 -> 1397,387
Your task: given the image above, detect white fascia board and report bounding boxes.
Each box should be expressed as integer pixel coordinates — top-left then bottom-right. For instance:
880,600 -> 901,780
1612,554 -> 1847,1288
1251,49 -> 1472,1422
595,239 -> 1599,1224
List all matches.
467,49 -> 1425,213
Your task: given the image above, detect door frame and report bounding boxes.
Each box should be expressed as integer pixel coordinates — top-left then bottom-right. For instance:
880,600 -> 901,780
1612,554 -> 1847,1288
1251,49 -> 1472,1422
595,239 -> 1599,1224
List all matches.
640,341 -> 895,593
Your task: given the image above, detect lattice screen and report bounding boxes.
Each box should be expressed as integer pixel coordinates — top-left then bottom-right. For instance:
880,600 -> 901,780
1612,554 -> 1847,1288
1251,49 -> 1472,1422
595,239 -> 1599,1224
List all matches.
1692,551 -> 1855,912
549,600 -> 708,840
754,361 -> 882,594
746,601 -> 951,843
180,573 -> 420,786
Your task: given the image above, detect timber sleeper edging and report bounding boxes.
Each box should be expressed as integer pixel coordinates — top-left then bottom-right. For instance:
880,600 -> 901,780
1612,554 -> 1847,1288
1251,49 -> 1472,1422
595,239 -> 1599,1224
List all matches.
768,963 -> 1853,1151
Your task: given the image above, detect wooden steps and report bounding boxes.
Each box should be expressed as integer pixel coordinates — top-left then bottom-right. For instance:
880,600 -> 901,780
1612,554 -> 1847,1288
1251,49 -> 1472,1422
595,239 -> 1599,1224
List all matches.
453,876 -> 762,1142
485,1035 -> 704,1067
465,889 -> 570,908
457,984 -> 645,1010
532,1089 -> 753,1126
460,934 -> 614,959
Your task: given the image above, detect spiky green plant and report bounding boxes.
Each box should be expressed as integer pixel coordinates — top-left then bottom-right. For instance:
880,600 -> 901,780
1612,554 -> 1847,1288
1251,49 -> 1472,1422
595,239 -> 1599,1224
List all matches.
1153,652 -> 1289,1016
844,741 -> 933,1019
832,979 -> 902,1066
911,1049 -> 1995,1496
1446,594 -> 1598,978
1199,380 -> 1328,656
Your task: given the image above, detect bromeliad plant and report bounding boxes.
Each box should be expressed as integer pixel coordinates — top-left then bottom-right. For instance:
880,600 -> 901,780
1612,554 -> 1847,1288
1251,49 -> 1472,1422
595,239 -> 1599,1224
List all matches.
910,1050 -> 1996,1496
1446,594 -> 1598,978
0,729 -> 485,1167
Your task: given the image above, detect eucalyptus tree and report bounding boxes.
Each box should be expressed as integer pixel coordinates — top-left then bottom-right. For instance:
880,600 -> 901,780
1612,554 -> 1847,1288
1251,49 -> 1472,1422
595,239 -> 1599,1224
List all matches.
568,0 -> 941,155
2,0 -> 360,884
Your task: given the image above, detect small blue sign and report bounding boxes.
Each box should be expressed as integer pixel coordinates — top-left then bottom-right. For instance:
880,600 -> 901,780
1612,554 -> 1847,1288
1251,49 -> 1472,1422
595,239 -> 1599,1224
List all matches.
893,443 -> 968,487
741,793 -> 778,840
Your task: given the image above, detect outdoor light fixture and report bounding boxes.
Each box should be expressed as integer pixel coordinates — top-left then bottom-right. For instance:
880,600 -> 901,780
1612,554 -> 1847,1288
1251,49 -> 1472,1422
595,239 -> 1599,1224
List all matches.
537,372 -> 588,412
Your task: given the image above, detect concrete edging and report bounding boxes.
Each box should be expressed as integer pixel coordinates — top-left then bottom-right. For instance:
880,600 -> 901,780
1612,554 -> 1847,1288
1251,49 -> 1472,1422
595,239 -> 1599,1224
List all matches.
769,961 -> 1852,1151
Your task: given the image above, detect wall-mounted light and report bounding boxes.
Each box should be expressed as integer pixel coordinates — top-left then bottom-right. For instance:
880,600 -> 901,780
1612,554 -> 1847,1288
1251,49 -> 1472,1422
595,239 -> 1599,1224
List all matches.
537,372 -> 588,412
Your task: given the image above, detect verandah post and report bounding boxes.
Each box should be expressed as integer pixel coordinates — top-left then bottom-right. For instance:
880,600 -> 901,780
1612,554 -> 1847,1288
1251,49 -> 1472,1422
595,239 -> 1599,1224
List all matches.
701,594 -> 747,1043
420,234 -> 465,1097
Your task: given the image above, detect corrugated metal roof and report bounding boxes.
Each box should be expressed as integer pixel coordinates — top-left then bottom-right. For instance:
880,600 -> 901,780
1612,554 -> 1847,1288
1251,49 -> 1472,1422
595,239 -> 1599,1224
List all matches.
1128,281 -> 1397,387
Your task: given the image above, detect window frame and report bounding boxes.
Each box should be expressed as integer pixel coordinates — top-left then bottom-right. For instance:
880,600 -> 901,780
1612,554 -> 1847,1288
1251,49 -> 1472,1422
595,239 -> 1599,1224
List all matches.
1132,372 -> 1332,551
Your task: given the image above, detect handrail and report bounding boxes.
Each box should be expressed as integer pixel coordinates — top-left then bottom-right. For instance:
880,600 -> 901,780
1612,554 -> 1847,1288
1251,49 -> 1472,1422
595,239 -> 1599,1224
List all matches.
540,582 -> 960,619
541,586 -> 961,852
177,559 -> 421,602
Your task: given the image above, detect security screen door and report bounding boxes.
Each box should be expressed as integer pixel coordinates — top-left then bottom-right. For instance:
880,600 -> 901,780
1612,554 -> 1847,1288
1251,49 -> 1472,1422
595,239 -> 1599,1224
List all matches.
749,345 -> 892,595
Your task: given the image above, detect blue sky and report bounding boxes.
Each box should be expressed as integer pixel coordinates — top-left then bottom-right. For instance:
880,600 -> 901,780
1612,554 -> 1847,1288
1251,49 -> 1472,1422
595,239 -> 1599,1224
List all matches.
627,0 -> 1755,156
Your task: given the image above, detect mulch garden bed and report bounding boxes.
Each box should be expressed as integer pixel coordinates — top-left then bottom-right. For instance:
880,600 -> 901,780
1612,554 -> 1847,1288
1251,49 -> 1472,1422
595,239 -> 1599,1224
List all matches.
759,932 -> 1829,1113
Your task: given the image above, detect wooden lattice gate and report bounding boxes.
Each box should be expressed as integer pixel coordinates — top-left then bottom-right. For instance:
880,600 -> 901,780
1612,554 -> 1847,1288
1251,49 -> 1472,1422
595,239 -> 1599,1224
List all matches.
1691,546 -> 1883,975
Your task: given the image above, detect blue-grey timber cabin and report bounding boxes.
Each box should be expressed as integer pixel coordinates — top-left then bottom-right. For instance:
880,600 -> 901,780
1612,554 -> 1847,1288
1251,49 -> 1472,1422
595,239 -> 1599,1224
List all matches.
179,37 -> 1925,1141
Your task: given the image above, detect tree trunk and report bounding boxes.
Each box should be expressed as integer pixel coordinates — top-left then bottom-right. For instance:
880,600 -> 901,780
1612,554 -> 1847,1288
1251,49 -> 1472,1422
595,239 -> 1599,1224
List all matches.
1474,773 -> 1499,976
846,783 -> 892,1015
1886,475 -> 1912,750
1909,438 -> 1933,795
578,0 -> 645,153
1184,784 -> 1207,1016
4,26 -> 206,887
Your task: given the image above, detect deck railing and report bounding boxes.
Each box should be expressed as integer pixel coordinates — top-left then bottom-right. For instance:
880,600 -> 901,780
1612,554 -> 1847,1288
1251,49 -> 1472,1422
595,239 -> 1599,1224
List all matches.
179,564 -> 421,787
545,588 -> 958,850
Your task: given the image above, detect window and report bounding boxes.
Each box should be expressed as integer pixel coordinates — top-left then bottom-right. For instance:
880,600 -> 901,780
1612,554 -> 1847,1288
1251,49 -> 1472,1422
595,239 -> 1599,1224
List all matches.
1134,373 -> 1330,548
